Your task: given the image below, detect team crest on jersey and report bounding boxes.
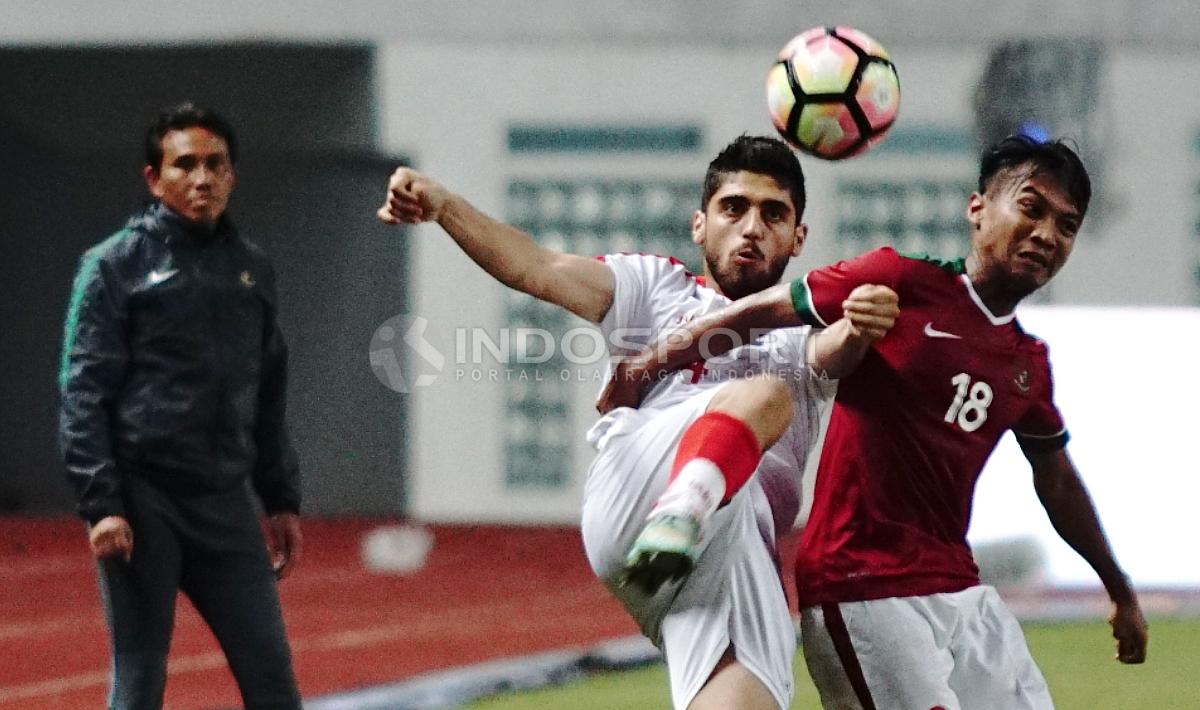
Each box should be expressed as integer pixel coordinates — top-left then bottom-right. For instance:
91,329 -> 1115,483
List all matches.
1012,363 -> 1031,393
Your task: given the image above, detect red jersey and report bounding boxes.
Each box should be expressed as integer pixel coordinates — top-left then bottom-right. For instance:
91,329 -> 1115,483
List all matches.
789,247 -> 1068,607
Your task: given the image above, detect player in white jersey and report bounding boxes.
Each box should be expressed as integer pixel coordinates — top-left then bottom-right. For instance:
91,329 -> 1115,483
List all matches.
586,252 -> 832,709
377,136 -> 899,710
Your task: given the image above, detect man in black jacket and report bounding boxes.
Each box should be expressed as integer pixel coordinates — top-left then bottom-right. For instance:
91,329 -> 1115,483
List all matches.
59,103 -> 303,709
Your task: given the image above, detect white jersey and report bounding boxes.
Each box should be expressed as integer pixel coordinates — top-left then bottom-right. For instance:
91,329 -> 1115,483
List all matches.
588,252 -> 830,531
580,253 -> 835,709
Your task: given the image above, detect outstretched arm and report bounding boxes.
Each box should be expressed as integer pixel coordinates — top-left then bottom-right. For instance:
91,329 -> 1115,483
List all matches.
596,282 -> 898,412
1027,447 -> 1148,664
378,167 -> 614,323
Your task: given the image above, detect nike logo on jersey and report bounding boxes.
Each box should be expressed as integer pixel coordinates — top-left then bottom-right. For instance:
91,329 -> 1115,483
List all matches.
923,322 -> 962,339
148,269 -> 178,285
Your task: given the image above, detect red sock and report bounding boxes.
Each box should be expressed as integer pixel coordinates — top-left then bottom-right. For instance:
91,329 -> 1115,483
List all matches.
670,411 -> 762,504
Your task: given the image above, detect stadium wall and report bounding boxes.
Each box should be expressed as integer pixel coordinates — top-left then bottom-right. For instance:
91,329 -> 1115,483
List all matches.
0,0 -> 1198,49
2,5 -> 1198,571
0,46 -> 407,516
381,40 -> 1200,527
376,40 -> 1200,590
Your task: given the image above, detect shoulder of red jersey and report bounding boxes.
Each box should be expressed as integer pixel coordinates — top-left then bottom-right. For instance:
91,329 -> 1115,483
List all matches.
791,247 -> 966,326
821,246 -> 964,273
893,249 -> 967,277
1009,318 -> 1054,355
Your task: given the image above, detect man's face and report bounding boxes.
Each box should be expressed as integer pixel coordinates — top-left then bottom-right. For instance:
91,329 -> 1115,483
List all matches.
966,167 -> 1082,296
692,171 -> 806,300
143,127 -> 235,226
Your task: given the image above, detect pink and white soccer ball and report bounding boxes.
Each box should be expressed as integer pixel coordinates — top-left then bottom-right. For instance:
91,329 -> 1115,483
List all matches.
767,26 -> 901,160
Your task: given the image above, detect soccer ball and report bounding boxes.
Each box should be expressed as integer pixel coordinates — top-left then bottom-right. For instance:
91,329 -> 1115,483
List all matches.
767,26 -> 900,160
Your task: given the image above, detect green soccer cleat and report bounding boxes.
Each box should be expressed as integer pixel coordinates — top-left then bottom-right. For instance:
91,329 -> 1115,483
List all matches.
620,514 -> 700,595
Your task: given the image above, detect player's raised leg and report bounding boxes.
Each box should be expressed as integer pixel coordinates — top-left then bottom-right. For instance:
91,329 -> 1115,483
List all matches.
623,374 -> 793,594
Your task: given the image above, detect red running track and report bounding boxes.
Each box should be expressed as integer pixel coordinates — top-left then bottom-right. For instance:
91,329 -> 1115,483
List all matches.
0,518 -> 651,709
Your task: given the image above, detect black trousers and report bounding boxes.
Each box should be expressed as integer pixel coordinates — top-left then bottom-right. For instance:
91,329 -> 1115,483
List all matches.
97,474 -> 300,710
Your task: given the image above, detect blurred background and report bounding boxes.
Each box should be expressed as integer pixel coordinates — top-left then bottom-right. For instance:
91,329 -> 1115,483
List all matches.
1,1 -> 1198,708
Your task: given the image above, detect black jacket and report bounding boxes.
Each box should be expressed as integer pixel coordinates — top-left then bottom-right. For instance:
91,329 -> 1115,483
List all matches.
59,202 -> 301,523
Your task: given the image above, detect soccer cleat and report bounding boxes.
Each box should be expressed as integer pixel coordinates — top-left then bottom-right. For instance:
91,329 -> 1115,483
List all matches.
620,514 -> 700,595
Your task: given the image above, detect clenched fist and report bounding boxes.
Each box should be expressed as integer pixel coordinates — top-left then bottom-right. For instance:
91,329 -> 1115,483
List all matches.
842,284 -> 899,342
377,167 -> 451,225
89,515 -> 133,562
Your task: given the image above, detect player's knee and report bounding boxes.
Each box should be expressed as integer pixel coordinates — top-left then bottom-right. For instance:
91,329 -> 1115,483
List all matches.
712,376 -> 791,417
751,378 -> 794,449
759,377 -> 793,419
708,376 -> 793,447
739,376 -> 794,428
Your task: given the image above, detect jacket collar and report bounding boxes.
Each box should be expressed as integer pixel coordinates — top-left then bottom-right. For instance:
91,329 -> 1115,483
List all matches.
129,201 -> 237,247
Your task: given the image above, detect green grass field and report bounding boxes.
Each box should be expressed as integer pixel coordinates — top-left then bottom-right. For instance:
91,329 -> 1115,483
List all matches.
467,618 -> 1199,709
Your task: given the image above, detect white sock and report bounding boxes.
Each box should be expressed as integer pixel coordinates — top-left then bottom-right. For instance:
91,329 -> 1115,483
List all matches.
648,458 -> 726,523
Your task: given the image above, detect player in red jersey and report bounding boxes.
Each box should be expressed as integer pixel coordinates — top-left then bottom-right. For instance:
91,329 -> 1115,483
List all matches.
598,136 -> 1148,709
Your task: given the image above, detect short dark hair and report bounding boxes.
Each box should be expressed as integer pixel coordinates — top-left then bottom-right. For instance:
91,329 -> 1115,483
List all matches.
978,135 -> 1091,216
144,102 -> 238,171
702,135 -> 806,219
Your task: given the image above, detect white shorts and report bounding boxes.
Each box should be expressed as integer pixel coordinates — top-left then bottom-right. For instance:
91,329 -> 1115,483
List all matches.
581,390 -> 795,710
800,586 -> 1053,710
